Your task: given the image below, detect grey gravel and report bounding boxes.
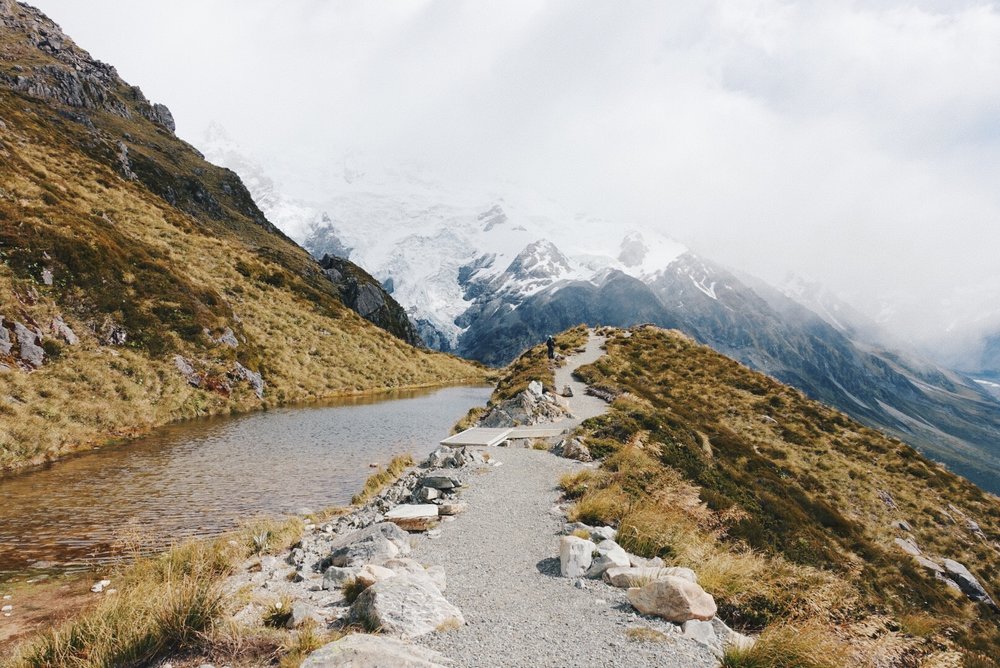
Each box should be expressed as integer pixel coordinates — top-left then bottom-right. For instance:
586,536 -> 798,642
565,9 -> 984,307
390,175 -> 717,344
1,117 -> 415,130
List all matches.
412,331 -> 718,667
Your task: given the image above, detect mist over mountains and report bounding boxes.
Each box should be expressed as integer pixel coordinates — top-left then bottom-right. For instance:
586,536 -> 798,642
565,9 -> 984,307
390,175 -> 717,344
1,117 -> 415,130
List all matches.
200,131 -> 1000,493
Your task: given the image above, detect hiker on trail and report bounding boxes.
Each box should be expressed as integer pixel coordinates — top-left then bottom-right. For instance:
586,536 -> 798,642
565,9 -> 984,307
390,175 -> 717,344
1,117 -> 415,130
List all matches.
546,336 -> 556,359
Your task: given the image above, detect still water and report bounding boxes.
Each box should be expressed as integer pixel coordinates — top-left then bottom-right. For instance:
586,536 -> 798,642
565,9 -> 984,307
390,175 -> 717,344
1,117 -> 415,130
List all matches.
0,385 -> 491,574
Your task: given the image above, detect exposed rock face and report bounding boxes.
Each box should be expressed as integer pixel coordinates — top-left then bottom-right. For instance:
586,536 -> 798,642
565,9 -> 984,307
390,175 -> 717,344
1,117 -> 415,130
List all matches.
174,355 -> 201,387
302,633 -> 449,668
232,362 -> 265,398
51,316 -> 78,345
13,322 -> 44,367
351,575 -> 464,638
627,576 -> 717,622
942,559 -> 998,609
559,535 -> 596,578
319,254 -> 422,346
0,317 -> 12,355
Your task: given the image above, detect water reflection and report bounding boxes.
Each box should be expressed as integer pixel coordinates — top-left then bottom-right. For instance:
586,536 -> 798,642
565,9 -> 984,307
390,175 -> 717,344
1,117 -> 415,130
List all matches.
0,385 -> 491,573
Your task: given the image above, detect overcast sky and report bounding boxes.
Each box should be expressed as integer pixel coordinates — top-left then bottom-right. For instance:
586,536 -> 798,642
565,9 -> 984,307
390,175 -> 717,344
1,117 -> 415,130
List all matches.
29,0 -> 1000,348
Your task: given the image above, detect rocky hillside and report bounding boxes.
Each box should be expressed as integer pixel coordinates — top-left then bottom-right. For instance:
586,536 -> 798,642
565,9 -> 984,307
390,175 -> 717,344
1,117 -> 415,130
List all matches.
558,326 -> 999,665
0,0 -> 481,473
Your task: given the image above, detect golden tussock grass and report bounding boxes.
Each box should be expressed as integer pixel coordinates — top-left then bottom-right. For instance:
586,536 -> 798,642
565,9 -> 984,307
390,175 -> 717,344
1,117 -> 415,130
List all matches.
350,453 -> 415,505
720,622 -> 852,668
551,325 -> 1000,664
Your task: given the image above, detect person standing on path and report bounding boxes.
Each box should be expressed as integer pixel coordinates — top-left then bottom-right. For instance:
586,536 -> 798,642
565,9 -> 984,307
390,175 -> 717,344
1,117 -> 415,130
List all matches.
546,335 -> 555,359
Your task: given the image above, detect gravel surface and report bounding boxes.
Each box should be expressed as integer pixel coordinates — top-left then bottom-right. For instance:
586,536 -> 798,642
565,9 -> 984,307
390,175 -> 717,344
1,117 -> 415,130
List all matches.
413,333 -> 718,667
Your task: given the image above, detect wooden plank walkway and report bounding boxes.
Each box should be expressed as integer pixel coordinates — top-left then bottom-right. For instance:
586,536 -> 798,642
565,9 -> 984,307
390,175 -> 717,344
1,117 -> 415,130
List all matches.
440,427 -> 512,447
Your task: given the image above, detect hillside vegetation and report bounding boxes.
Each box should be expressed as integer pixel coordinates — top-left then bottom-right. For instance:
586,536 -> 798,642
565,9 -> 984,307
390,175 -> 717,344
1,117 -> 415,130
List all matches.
546,326 -> 999,666
0,1 -> 483,473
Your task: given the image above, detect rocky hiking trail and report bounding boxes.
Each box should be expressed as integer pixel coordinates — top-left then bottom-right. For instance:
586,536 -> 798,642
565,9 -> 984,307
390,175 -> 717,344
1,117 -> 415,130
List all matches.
409,332 -> 717,667
201,330 -> 734,666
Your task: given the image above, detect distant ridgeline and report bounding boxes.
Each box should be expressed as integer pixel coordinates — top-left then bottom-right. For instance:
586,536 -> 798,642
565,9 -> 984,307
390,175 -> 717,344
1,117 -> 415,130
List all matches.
0,0 -> 479,473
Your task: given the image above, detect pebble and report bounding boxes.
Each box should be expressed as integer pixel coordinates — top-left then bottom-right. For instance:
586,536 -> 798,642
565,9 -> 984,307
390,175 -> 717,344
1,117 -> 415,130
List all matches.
1,605 -> 12,612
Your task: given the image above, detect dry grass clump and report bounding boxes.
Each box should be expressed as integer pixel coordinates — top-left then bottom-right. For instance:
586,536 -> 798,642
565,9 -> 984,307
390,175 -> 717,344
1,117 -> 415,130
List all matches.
350,453 -> 415,505
341,578 -> 372,605
624,626 -> 669,643
558,469 -> 604,499
720,622 -> 851,668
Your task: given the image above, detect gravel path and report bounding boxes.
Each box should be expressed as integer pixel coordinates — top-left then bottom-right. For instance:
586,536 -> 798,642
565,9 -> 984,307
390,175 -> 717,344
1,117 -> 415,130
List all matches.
413,332 -> 718,667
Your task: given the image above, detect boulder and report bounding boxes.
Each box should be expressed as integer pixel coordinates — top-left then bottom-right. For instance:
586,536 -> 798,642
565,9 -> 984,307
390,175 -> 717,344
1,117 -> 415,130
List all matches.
629,554 -> 666,569
421,476 -> 460,490
356,564 -> 397,588
385,504 -> 439,532
554,438 -> 592,462
0,318 -> 11,355
942,559 -> 998,608
415,486 -> 441,502
627,576 -> 717,622
590,526 -> 617,542
561,384 -> 574,397
383,558 -> 447,592
302,633 -> 449,668
559,535 -> 596,578
894,537 -> 921,556
351,575 -> 464,638
913,555 -> 944,574
438,502 -> 466,516
287,600 -> 323,628
51,316 -> 78,345
527,380 -> 544,397
174,355 -> 201,387
892,520 -> 913,532
603,566 -> 697,588
328,522 -> 411,567
232,362 -> 265,399
424,447 -> 466,469
13,322 -> 44,367
322,566 -> 360,590
586,540 -> 631,578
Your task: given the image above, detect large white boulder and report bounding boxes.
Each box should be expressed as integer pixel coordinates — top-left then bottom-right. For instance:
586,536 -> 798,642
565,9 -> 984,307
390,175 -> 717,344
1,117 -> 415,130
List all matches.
627,575 -> 717,622
302,633 -> 449,667
351,575 -> 464,638
559,535 -> 596,578
604,566 -> 697,588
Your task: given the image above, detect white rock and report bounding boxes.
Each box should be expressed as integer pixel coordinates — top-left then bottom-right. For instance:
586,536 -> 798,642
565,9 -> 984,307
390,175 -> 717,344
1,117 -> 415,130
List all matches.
1,605 -> 12,613
586,540 -> 631,578
604,566 -> 697,588
528,380 -> 544,397
627,576 -> 717,622
590,526 -> 617,542
894,537 -> 921,556
628,554 -> 666,569
559,535 -> 596,578
351,575 -> 464,638
323,566 -> 360,590
90,579 -> 111,593
438,502 -> 466,516
302,633 -> 449,667
356,564 -> 397,588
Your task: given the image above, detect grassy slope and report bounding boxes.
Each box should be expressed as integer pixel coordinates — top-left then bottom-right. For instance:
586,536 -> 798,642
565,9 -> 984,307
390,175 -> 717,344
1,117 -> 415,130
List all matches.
0,23 -> 483,473
540,326 -> 999,666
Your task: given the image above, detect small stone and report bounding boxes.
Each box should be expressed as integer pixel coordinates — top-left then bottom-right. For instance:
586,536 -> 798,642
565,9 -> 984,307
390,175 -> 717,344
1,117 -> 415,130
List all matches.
438,502 -> 467,516
90,579 -> 111,593
893,520 -> 913,532
1,605 -> 12,613
416,486 -> 441,502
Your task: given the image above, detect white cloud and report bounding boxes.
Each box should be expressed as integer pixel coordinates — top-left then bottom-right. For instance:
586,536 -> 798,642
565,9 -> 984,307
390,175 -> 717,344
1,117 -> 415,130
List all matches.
29,0 -> 1000,350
